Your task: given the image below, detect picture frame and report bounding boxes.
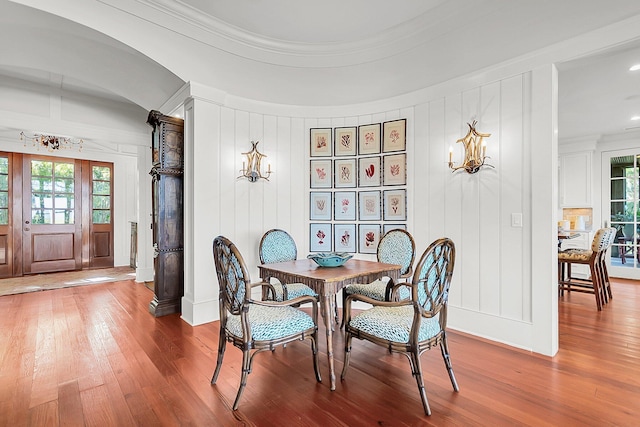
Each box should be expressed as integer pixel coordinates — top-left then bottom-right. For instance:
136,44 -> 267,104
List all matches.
358,190 -> 381,221
310,192 -> 332,220
310,223 -> 332,252
310,159 -> 332,188
310,128 -> 333,157
334,191 -> 357,221
334,127 -> 357,157
359,224 -> 381,254
358,123 -> 381,155
383,223 -> 408,235
334,158 -> 357,188
383,119 -> 407,153
383,153 -> 407,186
358,156 -> 381,187
383,189 -> 407,221
333,224 -> 357,253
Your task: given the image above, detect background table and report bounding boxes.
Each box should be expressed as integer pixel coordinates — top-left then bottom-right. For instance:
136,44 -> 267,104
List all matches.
258,258 -> 401,390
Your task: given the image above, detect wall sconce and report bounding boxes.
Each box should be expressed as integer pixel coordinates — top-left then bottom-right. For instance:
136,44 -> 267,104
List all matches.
20,131 -> 83,152
448,120 -> 493,174
238,141 -> 272,182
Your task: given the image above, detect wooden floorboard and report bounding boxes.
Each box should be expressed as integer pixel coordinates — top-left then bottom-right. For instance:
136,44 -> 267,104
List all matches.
1,277 -> 639,426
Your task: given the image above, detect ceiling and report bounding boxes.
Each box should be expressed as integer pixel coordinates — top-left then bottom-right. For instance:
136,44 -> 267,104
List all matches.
1,0 -> 640,142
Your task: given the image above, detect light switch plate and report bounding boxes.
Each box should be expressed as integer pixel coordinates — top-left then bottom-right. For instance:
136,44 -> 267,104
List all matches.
512,213 -> 523,227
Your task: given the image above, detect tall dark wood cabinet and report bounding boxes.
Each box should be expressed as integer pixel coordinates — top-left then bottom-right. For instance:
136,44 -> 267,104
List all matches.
147,110 -> 184,317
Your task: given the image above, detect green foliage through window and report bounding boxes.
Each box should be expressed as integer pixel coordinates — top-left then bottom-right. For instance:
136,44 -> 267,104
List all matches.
30,160 -> 74,224
92,165 -> 111,224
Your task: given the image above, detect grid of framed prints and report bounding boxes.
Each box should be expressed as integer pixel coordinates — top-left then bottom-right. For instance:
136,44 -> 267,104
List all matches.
309,119 -> 407,253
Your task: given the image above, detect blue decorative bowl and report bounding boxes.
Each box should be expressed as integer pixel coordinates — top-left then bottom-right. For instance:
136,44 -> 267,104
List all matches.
307,252 -> 353,267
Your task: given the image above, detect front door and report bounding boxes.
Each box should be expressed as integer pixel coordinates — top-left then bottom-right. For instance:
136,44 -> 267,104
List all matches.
22,156 -> 82,274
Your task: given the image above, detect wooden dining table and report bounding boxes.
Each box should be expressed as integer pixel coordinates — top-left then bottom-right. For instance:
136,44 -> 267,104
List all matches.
258,258 -> 401,391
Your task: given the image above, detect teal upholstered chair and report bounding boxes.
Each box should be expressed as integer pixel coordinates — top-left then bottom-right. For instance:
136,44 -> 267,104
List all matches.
341,229 -> 415,326
211,236 -> 321,410
259,229 -> 318,301
342,237 -> 458,416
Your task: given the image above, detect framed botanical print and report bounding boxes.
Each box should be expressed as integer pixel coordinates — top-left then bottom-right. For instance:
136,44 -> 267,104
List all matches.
358,123 -> 381,155
334,224 -> 356,253
383,189 -> 407,221
334,158 -> 357,188
383,223 -> 407,234
310,192 -> 332,220
358,156 -> 381,187
334,191 -> 357,221
359,224 -> 381,254
310,223 -> 332,252
358,190 -> 381,221
310,159 -> 332,188
310,128 -> 332,157
334,126 -> 357,157
383,119 -> 406,153
383,153 -> 407,186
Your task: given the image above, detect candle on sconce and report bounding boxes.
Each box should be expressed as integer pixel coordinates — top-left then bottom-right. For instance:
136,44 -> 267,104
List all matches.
482,141 -> 486,158
242,160 -> 246,172
267,163 -> 271,173
449,146 -> 453,163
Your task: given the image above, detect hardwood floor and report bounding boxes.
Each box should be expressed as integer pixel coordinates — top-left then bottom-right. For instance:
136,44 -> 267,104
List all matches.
1,278 -> 639,426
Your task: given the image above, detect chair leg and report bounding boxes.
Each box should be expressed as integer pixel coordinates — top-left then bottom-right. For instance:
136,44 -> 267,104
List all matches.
211,327 -> 227,385
602,258 -> 613,301
232,348 -> 252,410
597,258 -> 609,305
311,333 -> 322,383
589,262 -> 603,311
440,333 -> 459,392
341,331 -> 353,380
409,348 -> 431,416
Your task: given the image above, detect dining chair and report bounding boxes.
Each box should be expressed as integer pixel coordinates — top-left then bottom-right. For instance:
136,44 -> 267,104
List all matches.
558,227 -> 616,310
341,229 -> 416,327
210,236 -> 322,410
259,229 -> 318,301
341,237 -> 458,416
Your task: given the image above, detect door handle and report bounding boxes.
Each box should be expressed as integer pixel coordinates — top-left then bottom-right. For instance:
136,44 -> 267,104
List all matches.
24,228 -> 30,231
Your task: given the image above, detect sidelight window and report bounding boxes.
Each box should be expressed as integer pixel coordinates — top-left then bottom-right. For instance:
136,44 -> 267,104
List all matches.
92,166 -> 111,224
0,157 -> 7,225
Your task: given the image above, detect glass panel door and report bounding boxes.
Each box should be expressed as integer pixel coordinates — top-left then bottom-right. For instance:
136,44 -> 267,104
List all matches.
605,150 -> 640,279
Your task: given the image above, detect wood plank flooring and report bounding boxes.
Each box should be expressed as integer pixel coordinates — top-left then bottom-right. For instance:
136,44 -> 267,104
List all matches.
0,278 -> 639,426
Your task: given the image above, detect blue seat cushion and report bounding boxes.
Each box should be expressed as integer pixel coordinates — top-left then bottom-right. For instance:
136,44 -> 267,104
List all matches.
345,279 -> 411,301
348,305 -> 441,343
272,282 -> 317,301
226,305 -> 315,341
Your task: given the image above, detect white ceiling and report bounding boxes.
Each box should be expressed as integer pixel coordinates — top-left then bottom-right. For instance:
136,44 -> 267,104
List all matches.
2,0 -> 640,142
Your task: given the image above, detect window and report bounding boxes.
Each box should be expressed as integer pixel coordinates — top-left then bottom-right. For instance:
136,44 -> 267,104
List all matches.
92,165 -> 111,224
610,155 -> 640,269
0,157 -> 7,225
31,160 -> 74,224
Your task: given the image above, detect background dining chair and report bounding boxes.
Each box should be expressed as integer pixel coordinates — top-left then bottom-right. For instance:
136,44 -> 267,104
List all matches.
211,236 -> 321,410
558,227 -> 616,310
341,229 -> 415,326
341,237 -> 458,416
259,229 -> 318,302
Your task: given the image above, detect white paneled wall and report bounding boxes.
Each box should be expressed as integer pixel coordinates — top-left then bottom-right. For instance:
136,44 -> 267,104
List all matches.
0,63 -> 552,355
184,69 -> 548,354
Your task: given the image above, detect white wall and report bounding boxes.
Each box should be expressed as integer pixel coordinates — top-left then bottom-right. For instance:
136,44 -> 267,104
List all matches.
177,64 -> 558,355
